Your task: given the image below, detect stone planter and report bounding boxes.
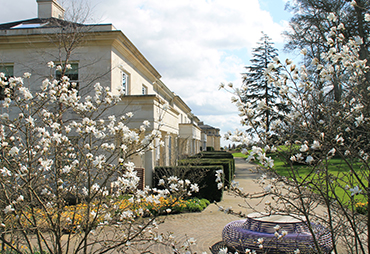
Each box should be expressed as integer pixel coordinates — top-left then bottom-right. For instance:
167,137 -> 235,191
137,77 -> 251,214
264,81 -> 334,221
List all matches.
222,213 -> 333,253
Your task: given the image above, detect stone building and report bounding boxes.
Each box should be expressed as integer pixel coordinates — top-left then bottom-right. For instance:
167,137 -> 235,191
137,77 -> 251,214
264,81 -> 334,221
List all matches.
198,121 -> 221,151
0,0 -> 220,186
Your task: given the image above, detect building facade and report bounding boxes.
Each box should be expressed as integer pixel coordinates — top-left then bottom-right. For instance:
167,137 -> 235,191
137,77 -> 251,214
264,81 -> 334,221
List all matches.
0,0 -> 220,186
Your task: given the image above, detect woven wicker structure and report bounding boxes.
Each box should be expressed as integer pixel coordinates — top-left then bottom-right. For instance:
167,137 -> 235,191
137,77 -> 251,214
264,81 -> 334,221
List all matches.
222,214 -> 333,253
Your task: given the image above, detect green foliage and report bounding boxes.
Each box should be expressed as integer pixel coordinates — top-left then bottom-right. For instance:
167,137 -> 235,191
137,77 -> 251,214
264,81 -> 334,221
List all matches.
184,198 -> 210,212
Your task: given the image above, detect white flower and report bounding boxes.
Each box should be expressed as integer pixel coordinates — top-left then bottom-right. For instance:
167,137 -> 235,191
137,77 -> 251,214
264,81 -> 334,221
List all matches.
47,61 -> 55,68
328,148 -> 336,156
355,114 -> 364,126
300,144 -> 309,152
294,249 -> 301,254
217,183 -> 223,190
17,195 -> 24,202
190,183 -> 199,193
311,140 -> 321,150
264,184 -> 272,192
295,153 -> 304,161
162,103 -> 170,111
4,205 -> 14,214
23,72 -> 31,78
0,167 -> 11,177
300,48 -> 308,56
327,12 -> 337,22
306,156 -> 314,164
364,13 -> 370,22
274,225 -> 281,231
350,186 -> 362,196
9,146 -> 19,156
158,179 -> 165,186
218,247 -> 228,254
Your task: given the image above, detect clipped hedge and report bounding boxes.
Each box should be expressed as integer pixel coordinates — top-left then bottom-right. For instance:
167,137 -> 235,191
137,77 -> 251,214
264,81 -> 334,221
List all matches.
189,151 -> 235,178
179,157 -> 235,187
192,151 -> 234,159
153,165 -> 224,202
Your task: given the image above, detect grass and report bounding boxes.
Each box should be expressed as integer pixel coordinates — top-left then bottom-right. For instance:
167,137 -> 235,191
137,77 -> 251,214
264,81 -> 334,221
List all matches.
232,150 -> 368,210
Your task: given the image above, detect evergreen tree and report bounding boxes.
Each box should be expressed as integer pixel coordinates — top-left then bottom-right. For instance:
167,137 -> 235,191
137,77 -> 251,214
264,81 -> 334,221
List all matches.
242,32 -> 289,134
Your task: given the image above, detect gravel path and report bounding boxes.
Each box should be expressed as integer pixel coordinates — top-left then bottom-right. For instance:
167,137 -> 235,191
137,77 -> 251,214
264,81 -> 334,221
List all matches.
150,158 -> 264,253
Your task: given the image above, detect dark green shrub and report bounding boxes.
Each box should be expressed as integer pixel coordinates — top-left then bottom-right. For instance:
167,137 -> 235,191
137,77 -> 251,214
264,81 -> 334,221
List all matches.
179,158 -> 234,187
153,166 -> 224,202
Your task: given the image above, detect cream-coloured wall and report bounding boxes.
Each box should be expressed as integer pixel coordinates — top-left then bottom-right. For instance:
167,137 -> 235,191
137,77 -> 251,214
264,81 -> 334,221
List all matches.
111,48 -> 155,96
0,43 -> 112,97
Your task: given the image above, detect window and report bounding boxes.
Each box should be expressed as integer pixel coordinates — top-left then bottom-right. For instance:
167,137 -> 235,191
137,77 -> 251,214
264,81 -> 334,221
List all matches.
142,85 -> 147,95
0,65 -> 14,100
122,71 -> 129,95
55,63 -> 79,90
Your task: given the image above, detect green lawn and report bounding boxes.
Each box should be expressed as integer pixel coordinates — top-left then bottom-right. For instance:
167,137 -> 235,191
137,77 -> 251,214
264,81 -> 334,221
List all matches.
232,151 -> 368,207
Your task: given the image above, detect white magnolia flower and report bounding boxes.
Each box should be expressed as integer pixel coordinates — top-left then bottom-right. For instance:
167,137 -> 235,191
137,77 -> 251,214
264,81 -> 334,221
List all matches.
0,167 -> 11,177
300,144 -> 309,152
311,140 -> 321,150
274,225 -> 281,231
264,184 -> 272,192
23,72 -> 31,78
9,147 -> 19,156
327,12 -> 337,22
4,205 -> 14,214
218,247 -> 228,254
17,195 -> 24,202
47,61 -> 55,68
190,183 -> 199,193
306,156 -> 314,164
350,186 -> 362,196
162,103 -> 170,111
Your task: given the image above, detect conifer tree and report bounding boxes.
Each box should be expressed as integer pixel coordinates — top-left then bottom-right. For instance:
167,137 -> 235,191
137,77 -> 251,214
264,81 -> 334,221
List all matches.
242,32 -> 289,135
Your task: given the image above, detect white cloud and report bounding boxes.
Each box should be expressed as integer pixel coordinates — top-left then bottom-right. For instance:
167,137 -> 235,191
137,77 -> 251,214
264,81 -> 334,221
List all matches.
0,0 -> 288,146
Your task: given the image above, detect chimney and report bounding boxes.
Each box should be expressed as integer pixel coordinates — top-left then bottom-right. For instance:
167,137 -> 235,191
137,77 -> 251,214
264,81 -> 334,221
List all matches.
37,0 -> 65,19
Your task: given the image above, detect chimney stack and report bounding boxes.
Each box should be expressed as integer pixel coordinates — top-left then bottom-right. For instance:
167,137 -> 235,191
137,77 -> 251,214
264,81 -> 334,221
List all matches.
37,0 -> 65,19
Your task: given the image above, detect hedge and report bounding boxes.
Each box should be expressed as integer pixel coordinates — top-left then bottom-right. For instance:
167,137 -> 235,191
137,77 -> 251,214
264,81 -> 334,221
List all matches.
179,158 -> 234,187
153,165 -> 224,202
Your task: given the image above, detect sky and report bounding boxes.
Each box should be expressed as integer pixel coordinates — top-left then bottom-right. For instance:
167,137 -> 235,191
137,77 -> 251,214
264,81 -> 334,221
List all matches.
0,0 -> 295,147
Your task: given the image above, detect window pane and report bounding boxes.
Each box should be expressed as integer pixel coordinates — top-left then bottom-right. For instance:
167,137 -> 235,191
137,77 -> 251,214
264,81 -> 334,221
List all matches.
0,65 -> 14,100
122,72 -> 129,95
0,65 -> 14,77
56,63 -> 78,81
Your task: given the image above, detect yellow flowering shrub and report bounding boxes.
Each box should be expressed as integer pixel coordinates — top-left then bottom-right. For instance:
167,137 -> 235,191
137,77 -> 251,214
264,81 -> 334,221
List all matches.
3,196 -> 208,233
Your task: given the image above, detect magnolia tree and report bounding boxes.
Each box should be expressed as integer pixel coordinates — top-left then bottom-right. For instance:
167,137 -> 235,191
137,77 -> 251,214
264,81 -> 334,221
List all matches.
221,13 -> 370,254
0,63 -> 199,254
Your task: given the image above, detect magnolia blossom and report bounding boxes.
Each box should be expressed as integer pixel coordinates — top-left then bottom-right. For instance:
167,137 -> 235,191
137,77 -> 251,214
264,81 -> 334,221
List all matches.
306,156 -> 314,164
300,144 -> 309,152
9,146 -> 19,156
350,186 -> 362,196
4,205 -> 14,214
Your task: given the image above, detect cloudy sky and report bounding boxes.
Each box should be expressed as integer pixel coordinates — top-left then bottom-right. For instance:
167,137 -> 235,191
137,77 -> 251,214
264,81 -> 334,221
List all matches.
1,0 -> 296,147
